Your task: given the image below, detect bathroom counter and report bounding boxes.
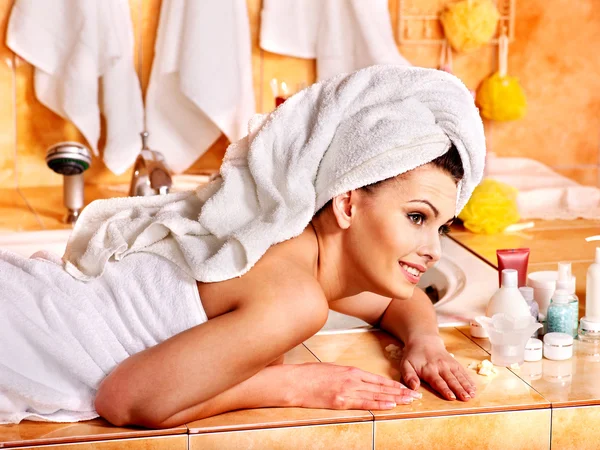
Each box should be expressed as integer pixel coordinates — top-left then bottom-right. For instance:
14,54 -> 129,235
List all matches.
0,329 -> 552,449
450,219 -> 600,318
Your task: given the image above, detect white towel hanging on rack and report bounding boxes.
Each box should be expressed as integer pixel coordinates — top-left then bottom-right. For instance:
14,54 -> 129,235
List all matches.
145,0 -> 256,174
6,0 -> 144,175
260,0 -> 410,81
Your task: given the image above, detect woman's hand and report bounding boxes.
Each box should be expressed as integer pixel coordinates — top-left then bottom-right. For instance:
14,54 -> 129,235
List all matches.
399,335 -> 476,402
288,362 -> 421,410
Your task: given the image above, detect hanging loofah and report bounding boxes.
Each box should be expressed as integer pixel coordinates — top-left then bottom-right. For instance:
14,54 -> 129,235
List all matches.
476,32 -> 527,121
458,179 -> 520,234
440,0 -> 500,52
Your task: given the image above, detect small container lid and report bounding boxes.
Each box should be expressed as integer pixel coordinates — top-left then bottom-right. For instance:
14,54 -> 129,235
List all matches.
519,286 -> 534,301
524,338 -> 543,362
527,271 -> 557,290
544,332 -> 574,347
579,317 -> 600,333
526,338 -> 543,350
501,269 -> 518,288
470,319 -> 489,338
538,313 -> 546,322
551,289 -> 570,304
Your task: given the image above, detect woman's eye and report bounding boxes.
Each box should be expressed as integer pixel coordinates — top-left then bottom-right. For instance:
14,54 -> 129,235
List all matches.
408,213 -> 425,226
439,225 -> 451,236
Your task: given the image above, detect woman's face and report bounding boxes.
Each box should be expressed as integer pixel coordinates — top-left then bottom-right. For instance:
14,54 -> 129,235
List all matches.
345,163 -> 458,300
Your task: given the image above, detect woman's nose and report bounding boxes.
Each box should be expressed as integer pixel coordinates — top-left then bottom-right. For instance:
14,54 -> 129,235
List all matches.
417,234 -> 442,264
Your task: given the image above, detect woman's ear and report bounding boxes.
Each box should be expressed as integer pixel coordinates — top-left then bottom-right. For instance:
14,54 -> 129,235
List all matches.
331,191 -> 355,230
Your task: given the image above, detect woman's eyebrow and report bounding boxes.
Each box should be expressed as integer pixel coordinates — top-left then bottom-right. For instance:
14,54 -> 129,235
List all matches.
408,199 -> 439,218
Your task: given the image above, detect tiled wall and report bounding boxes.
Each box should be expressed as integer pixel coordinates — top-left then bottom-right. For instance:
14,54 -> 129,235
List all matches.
0,0 -> 598,189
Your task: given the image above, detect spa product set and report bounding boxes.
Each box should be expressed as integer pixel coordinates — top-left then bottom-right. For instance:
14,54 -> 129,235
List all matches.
472,246 -> 600,366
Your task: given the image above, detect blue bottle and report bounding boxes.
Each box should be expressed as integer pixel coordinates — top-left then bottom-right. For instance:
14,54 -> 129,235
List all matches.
547,289 -> 574,335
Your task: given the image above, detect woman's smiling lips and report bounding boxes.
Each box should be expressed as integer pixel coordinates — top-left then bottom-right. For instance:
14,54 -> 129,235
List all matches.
398,260 -> 426,284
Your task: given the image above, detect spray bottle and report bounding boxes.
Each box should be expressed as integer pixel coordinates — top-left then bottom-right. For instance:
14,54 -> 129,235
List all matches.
555,262 -> 579,337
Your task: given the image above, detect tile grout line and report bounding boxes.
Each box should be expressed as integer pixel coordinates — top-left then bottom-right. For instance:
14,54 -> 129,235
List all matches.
455,328 -> 552,408
9,52 -> 17,191
16,188 -> 45,230
9,49 -> 45,230
301,343 -> 321,362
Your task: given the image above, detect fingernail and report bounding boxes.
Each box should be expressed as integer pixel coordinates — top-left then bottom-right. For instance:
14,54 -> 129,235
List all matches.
384,402 -> 396,408
411,392 -> 423,399
464,394 -> 471,400
449,392 -> 456,400
469,391 -> 476,397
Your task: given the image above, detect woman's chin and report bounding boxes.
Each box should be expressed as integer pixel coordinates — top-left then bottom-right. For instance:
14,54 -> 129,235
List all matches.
377,283 -> 415,300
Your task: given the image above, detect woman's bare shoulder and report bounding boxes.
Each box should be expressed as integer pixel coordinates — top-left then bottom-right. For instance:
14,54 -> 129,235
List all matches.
198,227 -> 322,320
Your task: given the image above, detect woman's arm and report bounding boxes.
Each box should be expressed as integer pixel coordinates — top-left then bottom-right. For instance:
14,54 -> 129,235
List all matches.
379,289 -> 476,401
157,361 -> 421,429
94,261 -> 329,428
330,289 -> 476,402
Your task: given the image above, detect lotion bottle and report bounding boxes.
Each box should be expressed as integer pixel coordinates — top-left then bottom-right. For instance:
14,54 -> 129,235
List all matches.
486,269 -> 531,318
585,248 -> 600,322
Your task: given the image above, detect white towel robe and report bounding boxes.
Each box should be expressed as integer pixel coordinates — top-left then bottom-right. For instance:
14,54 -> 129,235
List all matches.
145,0 -> 256,174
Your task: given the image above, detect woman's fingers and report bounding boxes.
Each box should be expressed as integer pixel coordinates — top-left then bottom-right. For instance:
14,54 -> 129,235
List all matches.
354,368 -> 421,399
438,367 -> 471,401
334,391 -> 418,411
453,366 -> 477,398
358,369 -> 408,390
422,367 -> 455,400
400,359 -> 421,391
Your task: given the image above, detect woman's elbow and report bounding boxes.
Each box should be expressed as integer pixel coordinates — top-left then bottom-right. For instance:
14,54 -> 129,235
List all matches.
94,377 -> 172,428
94,376 -> 135,427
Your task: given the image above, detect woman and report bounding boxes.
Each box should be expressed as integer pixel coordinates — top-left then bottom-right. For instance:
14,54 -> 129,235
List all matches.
0,65 -> 486,428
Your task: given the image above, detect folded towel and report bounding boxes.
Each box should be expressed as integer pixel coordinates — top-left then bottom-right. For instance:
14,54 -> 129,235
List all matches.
0,250 -> 206,424
486,156 -> 600,220
6,0 -> 144,175
63,65 -> 486,283
260,0 -> 410,80
145,0 -> 256,173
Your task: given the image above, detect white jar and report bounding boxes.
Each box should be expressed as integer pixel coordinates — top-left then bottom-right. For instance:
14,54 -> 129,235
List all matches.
470,319 -> 488,338
527,271 -> 557,316
543,332 -> 573,360
524,338 -> 542,362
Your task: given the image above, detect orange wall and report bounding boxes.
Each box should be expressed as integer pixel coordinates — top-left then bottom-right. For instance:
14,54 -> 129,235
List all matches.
0,0 -> 598,189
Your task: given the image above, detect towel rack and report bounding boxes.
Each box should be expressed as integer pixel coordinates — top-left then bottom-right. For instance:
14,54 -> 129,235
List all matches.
397,0 -> 515,45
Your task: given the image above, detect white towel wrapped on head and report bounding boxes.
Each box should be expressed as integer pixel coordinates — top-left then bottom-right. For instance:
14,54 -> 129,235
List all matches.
64,65 -> 486,283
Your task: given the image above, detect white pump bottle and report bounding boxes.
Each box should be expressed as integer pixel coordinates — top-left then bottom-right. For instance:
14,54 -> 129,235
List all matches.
486,269 -> 531,318
585,248 -> 600,321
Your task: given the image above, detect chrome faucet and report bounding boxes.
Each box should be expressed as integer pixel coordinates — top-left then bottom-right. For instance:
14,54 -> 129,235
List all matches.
45,142 -> 92,224
129,131 -> 173,196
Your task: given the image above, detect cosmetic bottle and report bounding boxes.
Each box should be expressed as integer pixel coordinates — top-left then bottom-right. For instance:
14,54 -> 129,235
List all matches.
497,248 -> 530,287
486,269 -> 531,318
547,290 -> 574,335
585,248 -> 600,321
519,286 -> 539,337
555,262 -> 578,337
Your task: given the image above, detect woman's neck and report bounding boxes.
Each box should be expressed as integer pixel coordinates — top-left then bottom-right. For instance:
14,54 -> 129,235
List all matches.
308,220 -> 363,302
